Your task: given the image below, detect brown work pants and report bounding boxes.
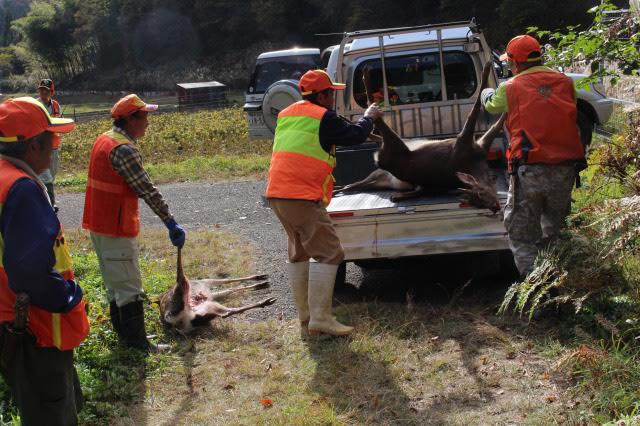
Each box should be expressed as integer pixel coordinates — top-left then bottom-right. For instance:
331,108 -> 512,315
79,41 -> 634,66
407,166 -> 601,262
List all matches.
0,325 -> 83,426
270,198 -> 345,265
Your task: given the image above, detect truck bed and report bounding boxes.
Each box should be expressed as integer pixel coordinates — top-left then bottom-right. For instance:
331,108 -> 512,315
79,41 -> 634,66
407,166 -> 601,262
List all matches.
328,190 -> 463,216
327,174 -> 509,261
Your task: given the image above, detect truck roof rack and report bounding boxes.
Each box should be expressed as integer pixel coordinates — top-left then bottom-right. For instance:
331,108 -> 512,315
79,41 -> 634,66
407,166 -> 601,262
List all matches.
342,19 -> 478,39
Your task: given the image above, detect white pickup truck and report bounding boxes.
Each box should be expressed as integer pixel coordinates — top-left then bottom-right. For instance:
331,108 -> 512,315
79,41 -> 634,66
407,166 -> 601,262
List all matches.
244,21 -> 611,283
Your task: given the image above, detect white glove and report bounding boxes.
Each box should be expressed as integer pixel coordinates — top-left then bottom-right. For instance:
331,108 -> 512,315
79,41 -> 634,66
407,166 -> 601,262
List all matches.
481,88 -> 495,106
364,104 -> 383,120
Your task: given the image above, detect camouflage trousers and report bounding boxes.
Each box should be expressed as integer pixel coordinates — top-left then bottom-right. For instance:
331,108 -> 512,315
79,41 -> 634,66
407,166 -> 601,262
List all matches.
504,164 -> 576,276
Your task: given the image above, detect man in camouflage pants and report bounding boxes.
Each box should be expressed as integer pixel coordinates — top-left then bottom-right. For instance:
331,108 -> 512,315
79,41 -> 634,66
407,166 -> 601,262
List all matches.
481,35 -> 585,277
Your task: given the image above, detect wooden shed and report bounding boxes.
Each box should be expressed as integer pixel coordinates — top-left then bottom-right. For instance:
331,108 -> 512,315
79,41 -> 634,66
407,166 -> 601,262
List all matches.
176,81 -> 228,110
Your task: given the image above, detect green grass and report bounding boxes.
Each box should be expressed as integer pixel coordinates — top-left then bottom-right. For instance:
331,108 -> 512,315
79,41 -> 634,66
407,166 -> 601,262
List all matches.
1,227 -> 636,424
0,228 -> 256,425
1,91 -> 246,114
58,155 -> 271,192
55,106 -> 272,192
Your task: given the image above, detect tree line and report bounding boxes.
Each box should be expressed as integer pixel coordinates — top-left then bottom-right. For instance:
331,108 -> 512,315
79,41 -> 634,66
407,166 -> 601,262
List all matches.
0,0 -> 630,90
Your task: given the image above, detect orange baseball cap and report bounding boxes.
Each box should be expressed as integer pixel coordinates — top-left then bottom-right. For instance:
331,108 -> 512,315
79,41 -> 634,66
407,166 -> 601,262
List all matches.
0,97 -> 75,143
111,94 -> 158,119
298,70 -> 345,96
499,35 -> 542,63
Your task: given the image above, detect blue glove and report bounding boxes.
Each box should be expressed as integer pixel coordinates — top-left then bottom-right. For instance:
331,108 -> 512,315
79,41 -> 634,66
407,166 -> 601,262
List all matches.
166,219 -> 186,248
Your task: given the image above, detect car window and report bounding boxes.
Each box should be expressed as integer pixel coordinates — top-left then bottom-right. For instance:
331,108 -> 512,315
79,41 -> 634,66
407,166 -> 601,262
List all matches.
247,55 -> 320,94
352,51 -> 477,107
443,52 -> 477,100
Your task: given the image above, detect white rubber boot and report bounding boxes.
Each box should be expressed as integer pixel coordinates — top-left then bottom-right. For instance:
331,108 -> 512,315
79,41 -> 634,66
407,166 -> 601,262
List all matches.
308,262 -> 353,337
287,261 -> 310,334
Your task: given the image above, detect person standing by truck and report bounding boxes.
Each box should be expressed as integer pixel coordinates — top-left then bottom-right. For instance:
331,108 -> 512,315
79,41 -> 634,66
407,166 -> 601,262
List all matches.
83,94 -> 185,352
0,97 -> 89,425
481,35 -> 585,277
266,69 -> 382,337
36,79 -> 62,209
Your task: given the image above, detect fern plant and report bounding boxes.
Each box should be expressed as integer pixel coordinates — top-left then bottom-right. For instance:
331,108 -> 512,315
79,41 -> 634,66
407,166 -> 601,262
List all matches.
499,233 -> 622,320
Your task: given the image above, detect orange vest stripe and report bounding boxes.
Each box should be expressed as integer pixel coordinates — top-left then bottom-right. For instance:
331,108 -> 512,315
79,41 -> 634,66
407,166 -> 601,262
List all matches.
265,101 -> 337,205
505,70 -> 583,171
86,177 -> 124,194
0,160 -> 89,350
278,102 -> 326,120
83,130 -> 140,237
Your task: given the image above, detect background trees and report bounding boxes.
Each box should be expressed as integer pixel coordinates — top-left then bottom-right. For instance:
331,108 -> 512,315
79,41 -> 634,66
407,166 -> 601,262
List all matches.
0,0 -> 631,90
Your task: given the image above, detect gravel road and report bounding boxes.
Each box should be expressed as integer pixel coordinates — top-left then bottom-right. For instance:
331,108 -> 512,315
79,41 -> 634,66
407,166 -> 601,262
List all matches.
58,179 -> 362,321
58,179 -> 511,322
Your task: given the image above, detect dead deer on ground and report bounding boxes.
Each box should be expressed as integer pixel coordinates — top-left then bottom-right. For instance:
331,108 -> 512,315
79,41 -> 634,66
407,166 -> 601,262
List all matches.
158,248 -> 276,335
334,61 -> 506,213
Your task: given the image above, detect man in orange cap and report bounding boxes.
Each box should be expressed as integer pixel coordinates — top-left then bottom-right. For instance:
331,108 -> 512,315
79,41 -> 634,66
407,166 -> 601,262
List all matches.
36,79 -> 63,210
0,97 -> 89,424
266,69 -> 383,337
481,35 -> 585,278
82,94 -> 184,352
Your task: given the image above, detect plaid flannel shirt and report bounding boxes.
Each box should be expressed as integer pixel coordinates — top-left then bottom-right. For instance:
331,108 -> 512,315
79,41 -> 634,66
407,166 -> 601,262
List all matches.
108,127 -> 173,224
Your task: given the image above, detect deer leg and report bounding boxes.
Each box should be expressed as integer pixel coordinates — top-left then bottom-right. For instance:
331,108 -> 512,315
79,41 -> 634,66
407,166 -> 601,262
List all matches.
334,169 -> 410,194
209,281 -> 270,301
390,185 -> 425,202
219,297 -> 277,318
476,113 -> 507,154
456,61 -> 494,145
199,274 -> 268,285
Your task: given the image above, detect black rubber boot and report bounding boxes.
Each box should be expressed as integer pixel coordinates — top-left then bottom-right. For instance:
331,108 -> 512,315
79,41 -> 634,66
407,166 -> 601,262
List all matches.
119,300 -> 169,353
109,301 -> 123,339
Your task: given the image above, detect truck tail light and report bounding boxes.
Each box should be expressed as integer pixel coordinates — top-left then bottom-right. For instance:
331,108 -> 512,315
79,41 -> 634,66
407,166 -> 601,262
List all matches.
329,212 -> 354,218
459,202 -> 472,208
486,149 -> 503,161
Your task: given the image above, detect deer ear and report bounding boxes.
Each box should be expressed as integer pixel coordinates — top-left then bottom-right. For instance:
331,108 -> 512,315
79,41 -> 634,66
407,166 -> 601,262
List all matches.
456,172 -> 479,187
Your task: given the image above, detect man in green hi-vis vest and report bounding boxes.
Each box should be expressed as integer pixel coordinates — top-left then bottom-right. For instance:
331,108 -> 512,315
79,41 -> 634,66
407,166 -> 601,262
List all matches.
266,69 -> 383,337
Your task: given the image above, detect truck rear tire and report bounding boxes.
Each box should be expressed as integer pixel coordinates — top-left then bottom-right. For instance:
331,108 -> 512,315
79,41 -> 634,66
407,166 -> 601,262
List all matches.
498,250 -> 519,280
577,110 -> 594,149
334,261 -> 348,292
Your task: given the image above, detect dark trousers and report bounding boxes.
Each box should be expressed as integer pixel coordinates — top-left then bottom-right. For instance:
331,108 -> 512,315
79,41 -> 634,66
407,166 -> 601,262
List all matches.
0,326 -> 83,426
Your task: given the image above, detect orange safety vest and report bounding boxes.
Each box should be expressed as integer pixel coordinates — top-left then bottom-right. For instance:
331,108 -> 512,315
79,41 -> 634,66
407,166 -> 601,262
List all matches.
505,70 -> 583,172
82,130 -> 140,237
0,160 -> 89,350
265,101 -> 337,206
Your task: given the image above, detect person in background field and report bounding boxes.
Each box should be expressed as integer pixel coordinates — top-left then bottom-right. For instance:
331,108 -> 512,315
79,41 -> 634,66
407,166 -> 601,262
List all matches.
36,79 -> 62,209
266,70 -> 383,337
82,94 -> 185,353
481,35 -> 585,279
0,97 -> 89,425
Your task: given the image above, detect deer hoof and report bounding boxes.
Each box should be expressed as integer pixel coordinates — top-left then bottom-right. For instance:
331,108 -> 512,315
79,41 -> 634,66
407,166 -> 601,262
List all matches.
261,297 -> 276,307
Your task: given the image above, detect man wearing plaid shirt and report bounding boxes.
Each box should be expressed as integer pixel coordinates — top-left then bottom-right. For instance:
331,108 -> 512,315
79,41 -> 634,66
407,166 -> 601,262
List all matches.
82,94 -> 185,352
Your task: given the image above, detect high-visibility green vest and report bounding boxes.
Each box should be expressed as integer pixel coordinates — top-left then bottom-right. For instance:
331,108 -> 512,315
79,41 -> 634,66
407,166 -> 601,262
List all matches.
265,100 -> 336,206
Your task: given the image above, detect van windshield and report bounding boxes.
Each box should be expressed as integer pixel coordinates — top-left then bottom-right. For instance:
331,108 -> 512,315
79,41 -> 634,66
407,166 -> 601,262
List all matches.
247,55 -> 320,94
352,51 -> 477,107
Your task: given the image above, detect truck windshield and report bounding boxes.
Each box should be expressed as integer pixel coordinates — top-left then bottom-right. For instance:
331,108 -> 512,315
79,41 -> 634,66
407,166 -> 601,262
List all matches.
247,54 -> 320,94
352,51 -> 477,107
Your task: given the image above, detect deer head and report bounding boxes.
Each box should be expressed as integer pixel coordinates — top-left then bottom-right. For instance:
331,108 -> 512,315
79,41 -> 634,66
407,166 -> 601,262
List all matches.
456,172 -> 501,214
